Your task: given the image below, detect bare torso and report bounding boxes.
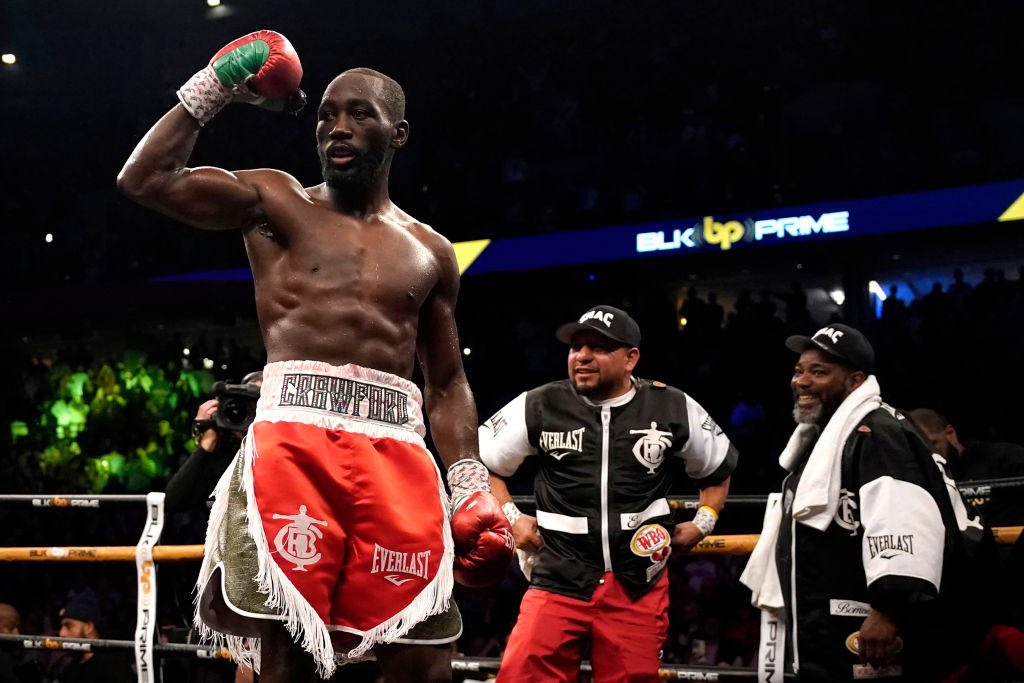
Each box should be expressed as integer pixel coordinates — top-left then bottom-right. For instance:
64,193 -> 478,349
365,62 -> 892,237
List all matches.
239,170 -> 444,379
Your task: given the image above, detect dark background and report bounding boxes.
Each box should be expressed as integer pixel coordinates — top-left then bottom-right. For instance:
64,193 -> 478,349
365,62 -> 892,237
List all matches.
2,0 -> 1022,283
1,1 -> 1023,673
3,0 -> 1023,484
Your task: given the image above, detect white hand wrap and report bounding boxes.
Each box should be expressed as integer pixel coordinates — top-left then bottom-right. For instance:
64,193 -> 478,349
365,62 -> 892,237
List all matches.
692,505 -> 718,537
177,67 -> 233,127
447,459 -> 491,502
502,501 -> 523,527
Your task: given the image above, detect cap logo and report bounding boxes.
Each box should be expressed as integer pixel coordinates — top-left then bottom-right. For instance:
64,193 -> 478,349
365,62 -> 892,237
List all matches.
813,326 -> 844,345
579,310 -> 614,327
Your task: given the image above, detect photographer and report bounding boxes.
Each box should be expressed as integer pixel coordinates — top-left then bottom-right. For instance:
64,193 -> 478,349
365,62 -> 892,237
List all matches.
165,371 -> 263,516
161,371 -> 262,683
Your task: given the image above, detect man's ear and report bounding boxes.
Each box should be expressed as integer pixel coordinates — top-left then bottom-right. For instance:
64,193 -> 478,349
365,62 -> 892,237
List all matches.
944,424 -> 963,451
391,120 -> 410,148
625,347 -> 640,372
846,370 -> 867,393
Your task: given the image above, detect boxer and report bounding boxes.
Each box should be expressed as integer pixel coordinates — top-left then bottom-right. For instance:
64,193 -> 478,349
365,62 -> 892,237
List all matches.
118,30 -> 513,682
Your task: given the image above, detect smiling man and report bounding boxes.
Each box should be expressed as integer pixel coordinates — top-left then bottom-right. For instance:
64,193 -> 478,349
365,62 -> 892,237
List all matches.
742,323 -> 990,682
117,31 -> 512,683
478,304 -> 736,682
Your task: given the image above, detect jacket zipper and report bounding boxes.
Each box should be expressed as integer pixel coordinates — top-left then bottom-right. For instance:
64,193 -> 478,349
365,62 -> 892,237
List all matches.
601,406 -> 612,571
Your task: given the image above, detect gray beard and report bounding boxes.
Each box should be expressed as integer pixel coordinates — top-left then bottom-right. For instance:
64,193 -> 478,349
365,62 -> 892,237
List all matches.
793,404 -> 822,425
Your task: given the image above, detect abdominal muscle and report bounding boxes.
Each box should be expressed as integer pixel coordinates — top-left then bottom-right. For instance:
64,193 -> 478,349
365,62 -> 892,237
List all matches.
253,267 -> 425,380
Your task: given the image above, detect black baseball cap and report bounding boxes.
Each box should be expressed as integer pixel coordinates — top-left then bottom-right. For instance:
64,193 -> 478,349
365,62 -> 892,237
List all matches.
555,305 -> 642,348
785,323 -> 875,373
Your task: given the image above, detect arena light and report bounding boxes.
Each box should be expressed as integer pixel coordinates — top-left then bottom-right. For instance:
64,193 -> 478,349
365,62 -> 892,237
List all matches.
182,347 -> 191,356
206,0 -> 221,6
1,54 -> 15,65
462,347 -> 471,356
868,280 -> 887,300
202,358 -> 215,370
829,289 -> 846,306
44,233 -> 53,243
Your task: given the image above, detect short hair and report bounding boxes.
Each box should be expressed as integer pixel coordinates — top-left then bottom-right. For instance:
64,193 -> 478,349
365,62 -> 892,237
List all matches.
241,370 -> 263,385
908,408 -> 950,433
0,603 -> 20,633
341,68 -> 406,121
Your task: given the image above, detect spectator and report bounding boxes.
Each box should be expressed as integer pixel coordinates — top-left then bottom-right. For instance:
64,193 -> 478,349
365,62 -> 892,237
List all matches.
52,592 -> 133,683
0,603 -> 41,683
907,408 -> 1024,529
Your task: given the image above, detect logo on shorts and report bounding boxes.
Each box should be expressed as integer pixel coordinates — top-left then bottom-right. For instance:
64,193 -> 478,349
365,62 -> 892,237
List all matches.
280,373 -> 410,425
630,422 -> 673,473
273,505 -> 328,571
371,543 -> 431,583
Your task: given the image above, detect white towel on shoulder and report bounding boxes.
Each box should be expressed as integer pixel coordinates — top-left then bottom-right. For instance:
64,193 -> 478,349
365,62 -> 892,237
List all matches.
783,374 -> 881,531
740,374 -> 881,610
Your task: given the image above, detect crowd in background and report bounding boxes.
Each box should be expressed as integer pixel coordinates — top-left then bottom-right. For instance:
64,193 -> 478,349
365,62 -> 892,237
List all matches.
3,3 -> 1023,292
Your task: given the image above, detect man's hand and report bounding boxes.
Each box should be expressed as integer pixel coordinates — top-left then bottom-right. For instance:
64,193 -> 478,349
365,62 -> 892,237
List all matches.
194,399 -> 220,451
177,30 -> 305,126
450,491 -> 515,588
671,521 -> 705,552
858,609 -> 900,670
511,514 -> 543,553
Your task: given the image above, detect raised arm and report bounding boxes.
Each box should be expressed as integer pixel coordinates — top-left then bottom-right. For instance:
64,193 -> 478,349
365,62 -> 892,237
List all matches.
116,31 -> 305,230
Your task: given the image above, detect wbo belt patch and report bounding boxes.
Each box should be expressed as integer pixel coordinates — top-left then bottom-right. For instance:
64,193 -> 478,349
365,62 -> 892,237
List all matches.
630,524 -> 670,561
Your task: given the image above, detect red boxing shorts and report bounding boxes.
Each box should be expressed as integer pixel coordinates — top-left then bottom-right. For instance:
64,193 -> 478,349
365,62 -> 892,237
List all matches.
195,360 -> 454,677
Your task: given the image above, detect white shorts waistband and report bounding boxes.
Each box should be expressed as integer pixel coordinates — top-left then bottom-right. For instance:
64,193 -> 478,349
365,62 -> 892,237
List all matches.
257,360 -> 426,442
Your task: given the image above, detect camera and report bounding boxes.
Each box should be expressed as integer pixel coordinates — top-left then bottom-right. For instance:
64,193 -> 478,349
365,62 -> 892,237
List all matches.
211,381 -> 261,433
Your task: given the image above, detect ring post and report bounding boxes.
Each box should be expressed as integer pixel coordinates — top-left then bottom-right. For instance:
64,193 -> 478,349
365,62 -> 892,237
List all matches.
134,492 -> 164,683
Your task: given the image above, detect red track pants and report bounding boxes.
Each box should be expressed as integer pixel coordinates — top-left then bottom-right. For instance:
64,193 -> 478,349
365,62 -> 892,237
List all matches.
498,571 -> 669,682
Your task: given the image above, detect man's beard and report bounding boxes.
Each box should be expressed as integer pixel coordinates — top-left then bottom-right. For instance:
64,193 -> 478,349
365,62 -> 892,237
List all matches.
320,145 -> 387,192
574,376 -> 613,398
792,403 -> 822,425
792,395 -> 841,426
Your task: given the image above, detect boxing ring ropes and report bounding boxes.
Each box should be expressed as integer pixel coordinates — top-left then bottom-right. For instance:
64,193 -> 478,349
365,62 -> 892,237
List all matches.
0,480 -> 1020,682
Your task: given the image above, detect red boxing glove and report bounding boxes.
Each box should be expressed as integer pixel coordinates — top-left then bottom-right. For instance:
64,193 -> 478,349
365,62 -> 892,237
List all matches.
178,30 -> 305,126
209,30 -> 303,101
450,491 -> 515,588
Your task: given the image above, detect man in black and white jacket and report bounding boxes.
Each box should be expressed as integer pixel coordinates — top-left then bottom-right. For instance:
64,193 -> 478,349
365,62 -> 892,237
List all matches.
479,304 -> 737,682
741,324 -> 991,682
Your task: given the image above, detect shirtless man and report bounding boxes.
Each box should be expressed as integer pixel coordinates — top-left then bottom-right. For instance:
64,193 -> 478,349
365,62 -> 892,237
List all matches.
117,31 -> 513,683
